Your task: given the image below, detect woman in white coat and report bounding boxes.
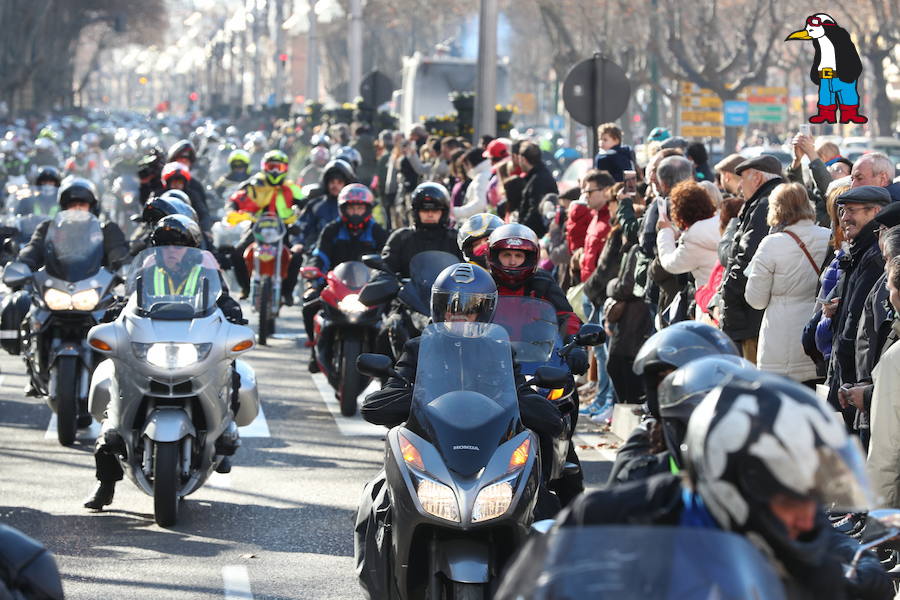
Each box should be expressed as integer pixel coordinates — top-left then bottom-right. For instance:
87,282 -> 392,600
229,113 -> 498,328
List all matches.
452,147 -> 492,222
656,180 -> 721,286
745,182 -> 832,381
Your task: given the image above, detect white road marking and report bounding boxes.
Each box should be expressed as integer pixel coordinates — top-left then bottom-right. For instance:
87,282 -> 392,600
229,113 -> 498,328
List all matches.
44,414 -> 101,440
221,565 -> 253,599
310,373 -> 384,437
573,432 -> 620,462
238,405 -> 270,438
208,472 -> 232,489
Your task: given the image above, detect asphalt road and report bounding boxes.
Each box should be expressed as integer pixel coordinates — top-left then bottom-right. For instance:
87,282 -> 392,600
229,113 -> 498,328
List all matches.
0,307 -> 612,599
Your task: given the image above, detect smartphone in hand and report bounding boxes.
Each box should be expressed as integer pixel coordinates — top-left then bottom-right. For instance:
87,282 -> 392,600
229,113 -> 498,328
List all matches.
623,170 -> 637,195
656,196 -> 667,220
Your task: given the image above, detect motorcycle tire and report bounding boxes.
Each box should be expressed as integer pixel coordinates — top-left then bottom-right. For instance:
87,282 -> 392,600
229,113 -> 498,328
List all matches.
152,441 -> 180,527
54,356 -> 79,446
338,337 -> 365,417
258,278 -> 272,346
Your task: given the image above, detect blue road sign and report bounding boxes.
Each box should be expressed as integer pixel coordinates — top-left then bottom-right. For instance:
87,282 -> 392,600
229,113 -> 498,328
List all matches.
548,115 -> 565,131
724,101 -> 750,127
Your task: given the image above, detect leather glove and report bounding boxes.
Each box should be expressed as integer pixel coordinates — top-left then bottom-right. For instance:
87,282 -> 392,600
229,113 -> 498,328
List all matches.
565,346 -> 589,376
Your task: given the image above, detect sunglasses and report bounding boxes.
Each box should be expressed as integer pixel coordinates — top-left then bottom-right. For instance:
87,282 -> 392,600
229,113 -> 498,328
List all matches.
805,16 -> 834,27
264,162 -> 288,173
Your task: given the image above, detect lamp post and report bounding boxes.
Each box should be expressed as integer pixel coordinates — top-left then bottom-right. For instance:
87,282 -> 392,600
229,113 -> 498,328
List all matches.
474,0 -> 498,140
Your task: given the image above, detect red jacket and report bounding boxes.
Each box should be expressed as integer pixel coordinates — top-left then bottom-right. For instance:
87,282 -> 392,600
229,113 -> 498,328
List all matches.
497,270 -> 581,336
580,205 -> 612,282
565,201 -> 593,254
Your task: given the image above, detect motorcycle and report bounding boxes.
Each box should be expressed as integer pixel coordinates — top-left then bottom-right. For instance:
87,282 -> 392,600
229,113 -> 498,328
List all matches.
86,246 -> 259,527
355,322 -> 568,600
493,297 -> 603,487
243,213 -> 290,345
495,525 -> 787,599
2,211 -> 118,446
106,173 -> 141,236
301,261 -> 384,417
360,251 -> 459,361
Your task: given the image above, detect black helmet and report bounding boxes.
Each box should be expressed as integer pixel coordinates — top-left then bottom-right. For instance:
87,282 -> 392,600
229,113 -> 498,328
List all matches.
458,212 -> 504,268
150,214 -> 202,248
137,148 -> 165,179
158,190 -> 198,222
657,355 -> 756,469
167,139 -> 196,165
633,321 -> 739,418
142,191 -> 198,225
431,263 -> 497,324
58,177 -> 99,214
411,182 -> 451,229
319,158 -> 355,189
685,373 -> 872,569
34,165 -> 61,187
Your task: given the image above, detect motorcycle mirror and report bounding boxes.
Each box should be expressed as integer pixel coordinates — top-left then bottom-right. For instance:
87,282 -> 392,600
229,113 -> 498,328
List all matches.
575,323 -> 605,346
362,254 -> 389,272
530,365 -> 570,390
359,278 -> 399,307
2,261 -> 32,287
869,509 -> 900,529
356,353 -> 400,380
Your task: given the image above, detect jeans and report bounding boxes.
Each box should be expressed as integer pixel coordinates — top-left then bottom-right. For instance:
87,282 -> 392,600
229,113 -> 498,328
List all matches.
818,77 -> 860,106
582,296 -> 614,405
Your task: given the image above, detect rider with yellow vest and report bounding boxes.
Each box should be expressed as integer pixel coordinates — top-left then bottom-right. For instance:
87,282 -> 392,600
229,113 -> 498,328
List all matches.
229,150 -> 303,301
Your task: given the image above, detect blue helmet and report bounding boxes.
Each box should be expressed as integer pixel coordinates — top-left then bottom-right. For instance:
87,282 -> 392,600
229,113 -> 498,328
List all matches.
430,263 -> 497,324
648,127 -> 672,142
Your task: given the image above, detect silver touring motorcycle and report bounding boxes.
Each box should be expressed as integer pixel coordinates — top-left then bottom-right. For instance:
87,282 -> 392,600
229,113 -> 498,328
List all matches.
87,246 -> 259,526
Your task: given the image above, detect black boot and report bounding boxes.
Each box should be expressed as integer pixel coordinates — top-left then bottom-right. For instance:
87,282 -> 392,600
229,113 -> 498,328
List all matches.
83,481 -> 116,510
215,456 -> 232,474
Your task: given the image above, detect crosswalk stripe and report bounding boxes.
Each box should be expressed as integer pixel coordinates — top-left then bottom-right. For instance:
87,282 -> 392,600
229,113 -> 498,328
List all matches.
310,373 -> 384,437
44,414 -> 101,440
222,565 -> 253,599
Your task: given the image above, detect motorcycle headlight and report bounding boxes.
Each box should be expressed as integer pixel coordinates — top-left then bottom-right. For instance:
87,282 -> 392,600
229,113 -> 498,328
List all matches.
415,477 -> 460,522
337,293 -> 368,316
472,476 -> 516,523
44,288 -> 72,310
135,342 -> 212,368
71,289 -> 100,311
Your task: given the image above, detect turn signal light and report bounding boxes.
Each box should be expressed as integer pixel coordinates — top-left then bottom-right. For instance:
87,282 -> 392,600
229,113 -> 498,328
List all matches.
90,339 -> 111,351
231,340 -> 254,352
508,438 -> 531,472
547,388 -> 564,401
399,433 -> 424,471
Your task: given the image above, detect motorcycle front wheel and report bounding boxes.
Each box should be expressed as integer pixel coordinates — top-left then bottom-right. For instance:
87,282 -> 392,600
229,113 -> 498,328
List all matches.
54,356 -> 79,446
153,441 -> 180,527
258,277 -> 272,345
338,337 -> 365,417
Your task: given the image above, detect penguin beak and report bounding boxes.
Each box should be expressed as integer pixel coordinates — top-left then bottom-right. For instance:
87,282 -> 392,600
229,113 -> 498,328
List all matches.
785,29 -> 813,41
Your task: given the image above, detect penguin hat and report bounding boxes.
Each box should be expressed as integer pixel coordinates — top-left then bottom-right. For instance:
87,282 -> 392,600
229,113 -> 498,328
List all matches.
786,14 -> 867,125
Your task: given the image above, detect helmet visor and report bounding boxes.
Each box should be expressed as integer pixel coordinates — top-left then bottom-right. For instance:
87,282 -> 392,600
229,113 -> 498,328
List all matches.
811,438 -> 874,513
431,290 -> 497,324
264,161 -> 288,173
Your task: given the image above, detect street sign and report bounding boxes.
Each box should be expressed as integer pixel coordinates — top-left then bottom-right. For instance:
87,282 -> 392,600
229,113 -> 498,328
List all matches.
548,114 -> 565,131
562,55 -> 631,156
680,82 -> 724,138
724,101 -> 750,126
682,125 -> 727,138
741,85 -> 787,124
359,70 -> 394,108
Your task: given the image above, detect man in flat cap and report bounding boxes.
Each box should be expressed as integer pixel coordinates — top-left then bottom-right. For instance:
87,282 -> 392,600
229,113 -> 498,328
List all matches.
720,155 -> 784,362
826,185 -> 892,434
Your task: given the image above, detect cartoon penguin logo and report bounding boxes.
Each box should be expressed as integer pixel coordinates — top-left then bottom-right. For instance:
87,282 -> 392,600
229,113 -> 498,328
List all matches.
786,13 -> 867,125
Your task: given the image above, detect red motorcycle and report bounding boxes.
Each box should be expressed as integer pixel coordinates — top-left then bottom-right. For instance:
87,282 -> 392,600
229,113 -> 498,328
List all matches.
243,214 -> 291,345
301,261 -> 383,416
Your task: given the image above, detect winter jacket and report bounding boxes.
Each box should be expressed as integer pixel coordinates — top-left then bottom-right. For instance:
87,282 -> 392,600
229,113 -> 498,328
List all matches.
593,144 -> 634,182
497,269 -> 581,336
309,219 -> 389,273
786,159 -> 831,226
856,273 -> 893,382
887,182 -> 900,204
867,330 -> 900,508
583,197 -> 641,305
827,222 -> 884,408
452,159 -> 491,221
565,201 -> 592,254
579,205 -> 612,282
18,218 -> 128,272
744,220 -> 831,382
656,215 -> 721,287
380,226 -> 462,279
519,163 -> 557,238
720,177 -> 783,342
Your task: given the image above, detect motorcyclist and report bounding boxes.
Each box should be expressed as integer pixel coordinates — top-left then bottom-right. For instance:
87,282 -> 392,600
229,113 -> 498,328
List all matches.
608,321 -> 741,485
18,177 -> 128,273
379,182 -> 463,278
30,136 -> 62,169
302,184 -> 389,372
128,190 -> 203,257
457,212 -> 504,269
15,166 -> 62,217
167,139 -> 212,231
213,148 -> 252,198
137,148 -> 165,205
63,141 -> 95,179
361,262 -> 565,510
229,149 -> 303,302
84,214 -> 245,510
298,146 -> 330,187
0,523 -> 64,600
560,373 -> 893,600
299,159 -> 355,252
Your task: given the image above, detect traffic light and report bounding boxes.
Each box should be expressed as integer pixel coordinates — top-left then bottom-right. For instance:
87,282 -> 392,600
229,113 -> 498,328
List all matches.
189,92 -> 199,103
278,53 -> 288,66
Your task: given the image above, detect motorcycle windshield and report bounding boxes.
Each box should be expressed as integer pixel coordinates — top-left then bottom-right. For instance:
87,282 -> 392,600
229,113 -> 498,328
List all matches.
411,322 -> 520,476
400,251 -> 460,315
253,214 -> 285,245
332,260 -> 372,290
128,247 -> 222,320
493,296 -> 562,367
44,210 -> 104,280
496,526 -> 786,600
